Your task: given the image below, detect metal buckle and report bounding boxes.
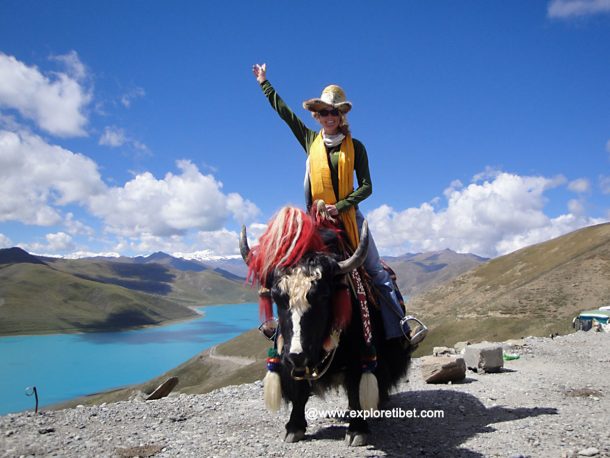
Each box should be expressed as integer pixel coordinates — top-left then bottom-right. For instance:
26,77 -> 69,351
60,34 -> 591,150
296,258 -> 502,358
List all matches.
400,315 -> 428,346
258,318 -> 278,341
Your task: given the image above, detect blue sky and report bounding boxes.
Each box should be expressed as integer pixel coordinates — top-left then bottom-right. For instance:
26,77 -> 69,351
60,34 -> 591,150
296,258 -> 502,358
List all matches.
1,0 -> 609,259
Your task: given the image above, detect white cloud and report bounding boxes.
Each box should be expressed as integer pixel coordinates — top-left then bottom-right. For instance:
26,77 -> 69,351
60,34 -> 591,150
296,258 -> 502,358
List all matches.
63,251 -> 120,259
247,223 -> 268,241
568,178 -> 591,193
0,128 -> 105,225
472,166 -> 502,182
50,51 -> 87,81
99,126 -> 126,147
23,231 -> 75,254
114,233 -> 188,255
226,193 -> 261,224
195,229 -> 241,256
173,222 -> 268,259
493,213 -> 599,254
367,172 -> 602,258
64,212 -> 95,236
98,125 -> 148,152
0,52 -> 91,137
120,87 -> 145,108
46,232 -> 74,251
0,128 -> 260,251
548,0 -> 610,18
443,179 -> 463,199
89,160 -> 260,237
0,233 -> 12,248
132,140 -> 149,152
567,198 -> 585,216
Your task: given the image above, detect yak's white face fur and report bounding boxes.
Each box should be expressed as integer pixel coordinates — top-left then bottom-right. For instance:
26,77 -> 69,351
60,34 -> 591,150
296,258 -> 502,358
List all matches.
277,265 -> 322,355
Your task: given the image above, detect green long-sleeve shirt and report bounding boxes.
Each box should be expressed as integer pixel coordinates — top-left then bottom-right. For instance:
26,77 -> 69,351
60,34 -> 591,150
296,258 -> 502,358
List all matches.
260,80 -> 372,213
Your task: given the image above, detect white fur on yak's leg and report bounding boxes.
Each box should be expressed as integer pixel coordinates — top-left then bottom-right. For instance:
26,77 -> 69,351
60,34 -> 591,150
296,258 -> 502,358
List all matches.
358,372 -> 379,412
264,371 -> 282,412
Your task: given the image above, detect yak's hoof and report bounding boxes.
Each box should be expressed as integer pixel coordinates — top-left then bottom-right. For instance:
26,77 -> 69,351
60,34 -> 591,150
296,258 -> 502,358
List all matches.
345,431 -> 368,447
284,430 -> 305,443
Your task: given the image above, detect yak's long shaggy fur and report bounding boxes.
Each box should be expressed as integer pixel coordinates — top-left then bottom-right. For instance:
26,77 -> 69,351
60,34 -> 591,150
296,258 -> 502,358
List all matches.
243,204 -> 412,446
248,206 -> 326,286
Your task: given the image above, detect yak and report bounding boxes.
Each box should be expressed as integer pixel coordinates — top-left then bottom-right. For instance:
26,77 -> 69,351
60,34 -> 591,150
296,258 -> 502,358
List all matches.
240,205 -> 412,446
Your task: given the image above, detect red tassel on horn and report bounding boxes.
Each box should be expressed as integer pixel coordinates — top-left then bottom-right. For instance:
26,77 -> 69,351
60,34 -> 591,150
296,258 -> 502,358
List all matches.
258,288 -> 273,322
332,286 -> 352,330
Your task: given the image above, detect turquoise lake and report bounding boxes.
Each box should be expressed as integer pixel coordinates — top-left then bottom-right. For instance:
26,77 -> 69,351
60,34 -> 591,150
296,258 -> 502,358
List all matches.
0,303 -> 259,416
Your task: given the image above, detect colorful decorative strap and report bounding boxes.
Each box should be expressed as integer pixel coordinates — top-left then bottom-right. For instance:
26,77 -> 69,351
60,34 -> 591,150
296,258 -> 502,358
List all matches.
266,347 -> 281,372
350,268 -> 372,345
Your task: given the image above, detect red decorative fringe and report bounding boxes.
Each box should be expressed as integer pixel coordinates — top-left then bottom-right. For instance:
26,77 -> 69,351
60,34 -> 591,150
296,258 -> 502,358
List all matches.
248,207 -> 327,285
332,287 -> 352,330
259,293 -> 273,322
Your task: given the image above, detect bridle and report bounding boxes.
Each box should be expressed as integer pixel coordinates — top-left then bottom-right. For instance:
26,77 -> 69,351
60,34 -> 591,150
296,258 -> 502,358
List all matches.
289,344 -> 338,381
288,329 -> 341,381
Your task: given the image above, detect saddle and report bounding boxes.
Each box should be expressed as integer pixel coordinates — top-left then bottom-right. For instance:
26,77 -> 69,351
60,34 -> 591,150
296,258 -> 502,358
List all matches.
319,218 -> 427,348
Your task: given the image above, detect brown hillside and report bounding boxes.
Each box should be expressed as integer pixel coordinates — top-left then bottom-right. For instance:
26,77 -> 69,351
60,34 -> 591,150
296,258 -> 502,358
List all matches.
409,223 -> 610,353
384,249 -> 487,296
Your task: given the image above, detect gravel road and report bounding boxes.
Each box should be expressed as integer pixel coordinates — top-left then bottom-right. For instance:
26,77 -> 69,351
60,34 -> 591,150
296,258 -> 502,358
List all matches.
1,331 -> 608,457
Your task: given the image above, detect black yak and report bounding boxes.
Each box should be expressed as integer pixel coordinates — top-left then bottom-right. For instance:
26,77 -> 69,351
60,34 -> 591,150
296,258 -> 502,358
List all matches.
240,206 -> 412,446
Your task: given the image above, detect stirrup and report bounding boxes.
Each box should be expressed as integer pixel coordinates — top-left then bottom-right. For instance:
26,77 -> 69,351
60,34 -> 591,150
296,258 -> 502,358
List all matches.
400,315 -> 428,346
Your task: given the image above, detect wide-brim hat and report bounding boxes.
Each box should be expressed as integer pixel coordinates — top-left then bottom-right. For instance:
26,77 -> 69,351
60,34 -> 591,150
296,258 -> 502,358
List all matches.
303,84 -> 352,113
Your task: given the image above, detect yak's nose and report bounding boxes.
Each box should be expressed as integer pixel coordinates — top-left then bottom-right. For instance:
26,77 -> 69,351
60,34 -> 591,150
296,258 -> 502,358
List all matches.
286,352 -> 308,369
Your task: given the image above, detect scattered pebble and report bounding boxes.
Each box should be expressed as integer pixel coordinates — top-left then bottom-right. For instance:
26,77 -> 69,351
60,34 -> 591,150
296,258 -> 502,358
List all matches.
578,447 -> 600,457
0,331 -> 608,457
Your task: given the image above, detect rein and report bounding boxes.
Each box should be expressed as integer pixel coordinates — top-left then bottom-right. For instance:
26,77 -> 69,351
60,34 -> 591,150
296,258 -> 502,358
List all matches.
289,343 -> 339,381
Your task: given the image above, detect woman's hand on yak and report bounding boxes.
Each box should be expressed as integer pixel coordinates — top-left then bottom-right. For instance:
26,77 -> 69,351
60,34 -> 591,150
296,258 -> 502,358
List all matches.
252,63 -> 267,83
325,204 -> 338,216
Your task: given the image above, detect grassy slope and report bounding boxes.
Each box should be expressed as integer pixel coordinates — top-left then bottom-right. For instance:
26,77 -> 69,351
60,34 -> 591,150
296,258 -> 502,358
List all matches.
385,250 -> 487,297
46,258 -> 257,307
0,263 -> 198,335
410,222 -> 610,354
45,224 -> 610,408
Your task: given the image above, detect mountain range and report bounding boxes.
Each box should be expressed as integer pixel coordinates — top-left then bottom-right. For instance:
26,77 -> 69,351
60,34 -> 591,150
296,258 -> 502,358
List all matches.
60,222 -> 610,409
409,222 -> 610,353
0,246 -> 485,336
0,248 -> 257,336
11,219 -> 609,343
383,249 -> 488,297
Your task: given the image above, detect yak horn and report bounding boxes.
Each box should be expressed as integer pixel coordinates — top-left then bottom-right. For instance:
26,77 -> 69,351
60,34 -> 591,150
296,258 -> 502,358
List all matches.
337,220 -> 369,275
239,225 -> 250,264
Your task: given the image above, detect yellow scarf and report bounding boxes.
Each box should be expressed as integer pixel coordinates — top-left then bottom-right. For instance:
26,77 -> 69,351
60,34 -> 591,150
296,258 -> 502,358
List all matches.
308,132 -> 359,250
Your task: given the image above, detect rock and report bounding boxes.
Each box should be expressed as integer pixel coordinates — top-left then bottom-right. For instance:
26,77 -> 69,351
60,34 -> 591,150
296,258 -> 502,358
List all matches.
463,343 -> 504,373
147,377 -> 179,401
453,341 -> 470,354
419,355 -> 466,384
432,346 -> 456,356
578,447 -> 600,456
504,338 -> 527,348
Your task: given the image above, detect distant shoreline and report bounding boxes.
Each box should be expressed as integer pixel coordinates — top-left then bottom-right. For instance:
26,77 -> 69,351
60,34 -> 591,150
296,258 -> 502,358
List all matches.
0,302 -> 260,415
0,302 -> 256,338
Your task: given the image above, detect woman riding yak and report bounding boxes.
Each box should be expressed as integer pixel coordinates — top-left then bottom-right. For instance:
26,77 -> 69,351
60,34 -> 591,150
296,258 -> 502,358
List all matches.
251,63 -> 426,347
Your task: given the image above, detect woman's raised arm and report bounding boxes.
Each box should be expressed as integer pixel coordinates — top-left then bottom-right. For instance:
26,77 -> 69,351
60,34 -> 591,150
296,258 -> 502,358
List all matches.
252,63 -> 267,84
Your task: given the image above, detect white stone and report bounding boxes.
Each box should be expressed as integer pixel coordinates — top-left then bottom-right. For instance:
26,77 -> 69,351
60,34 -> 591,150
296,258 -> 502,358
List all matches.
463,343 -> 504,373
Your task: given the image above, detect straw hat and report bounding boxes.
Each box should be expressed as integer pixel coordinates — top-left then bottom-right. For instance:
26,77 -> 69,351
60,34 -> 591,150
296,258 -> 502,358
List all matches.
303,85 -> 352,113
